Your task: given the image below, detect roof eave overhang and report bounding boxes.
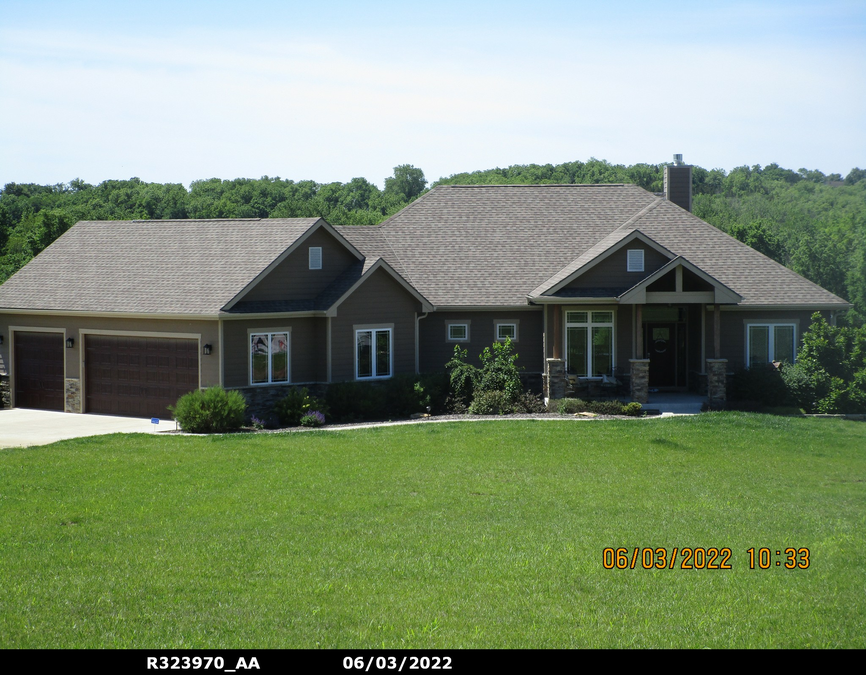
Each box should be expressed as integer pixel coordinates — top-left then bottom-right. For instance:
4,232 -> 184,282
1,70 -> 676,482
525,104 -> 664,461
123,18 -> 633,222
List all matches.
527,296 -> 621,305
0,308 -> 223,320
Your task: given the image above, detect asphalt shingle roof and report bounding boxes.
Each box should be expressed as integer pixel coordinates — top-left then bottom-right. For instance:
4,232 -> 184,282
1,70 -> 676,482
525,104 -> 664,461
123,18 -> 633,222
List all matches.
338,184 -> 849,308
0,218 -> 321,314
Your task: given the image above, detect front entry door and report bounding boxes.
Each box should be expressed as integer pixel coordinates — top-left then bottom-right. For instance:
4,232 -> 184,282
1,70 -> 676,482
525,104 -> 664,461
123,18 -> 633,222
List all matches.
645,322 -> 686,388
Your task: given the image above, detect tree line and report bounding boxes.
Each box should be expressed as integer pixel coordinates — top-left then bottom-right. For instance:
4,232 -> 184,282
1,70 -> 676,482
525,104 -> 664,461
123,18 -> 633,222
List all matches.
1,159 -> 863,324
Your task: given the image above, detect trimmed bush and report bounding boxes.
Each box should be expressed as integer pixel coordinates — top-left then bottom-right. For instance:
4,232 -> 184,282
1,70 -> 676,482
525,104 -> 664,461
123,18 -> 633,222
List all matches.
468,390 -> 514,415
299,410 -> 326,427
170,386 -> 247,433
273,387 -> 328,426
730,364 -> 788,406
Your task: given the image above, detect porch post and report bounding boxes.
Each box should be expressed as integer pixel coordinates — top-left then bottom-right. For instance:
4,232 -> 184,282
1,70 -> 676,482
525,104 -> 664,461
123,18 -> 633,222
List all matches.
552,305 -> 562,360
713,304 -> 721,359
635,304 -> 643,359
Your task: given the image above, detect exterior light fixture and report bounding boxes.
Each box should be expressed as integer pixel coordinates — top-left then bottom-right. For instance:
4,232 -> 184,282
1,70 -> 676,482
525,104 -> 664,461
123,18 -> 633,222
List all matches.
66,337 -> 75,348
0,335 -> 3,346
203,344 -> 212,355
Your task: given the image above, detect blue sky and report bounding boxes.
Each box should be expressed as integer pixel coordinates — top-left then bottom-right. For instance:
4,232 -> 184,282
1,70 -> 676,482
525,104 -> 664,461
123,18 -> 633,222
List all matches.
1,0 -> 863,187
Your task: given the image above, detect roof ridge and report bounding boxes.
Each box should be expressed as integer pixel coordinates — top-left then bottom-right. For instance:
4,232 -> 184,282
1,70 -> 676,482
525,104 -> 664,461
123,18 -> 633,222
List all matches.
437,183 -> 630,188
612,196 -> 664,232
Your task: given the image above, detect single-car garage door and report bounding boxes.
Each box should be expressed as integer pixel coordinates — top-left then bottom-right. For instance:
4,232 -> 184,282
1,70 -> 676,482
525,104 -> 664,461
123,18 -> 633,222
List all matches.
14,331 -> 65,411
85,335 -> 199,419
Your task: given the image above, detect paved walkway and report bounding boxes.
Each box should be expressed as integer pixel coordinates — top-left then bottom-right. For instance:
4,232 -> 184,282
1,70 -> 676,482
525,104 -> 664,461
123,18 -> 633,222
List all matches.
0,409 -> 176,448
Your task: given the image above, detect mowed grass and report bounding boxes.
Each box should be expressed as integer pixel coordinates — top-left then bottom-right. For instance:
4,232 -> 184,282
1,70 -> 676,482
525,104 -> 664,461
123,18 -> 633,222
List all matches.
1,413 -> 864,649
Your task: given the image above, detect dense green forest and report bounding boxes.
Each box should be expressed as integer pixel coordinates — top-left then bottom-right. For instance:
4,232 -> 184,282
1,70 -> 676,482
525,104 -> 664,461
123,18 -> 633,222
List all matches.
1,160 -> 864,324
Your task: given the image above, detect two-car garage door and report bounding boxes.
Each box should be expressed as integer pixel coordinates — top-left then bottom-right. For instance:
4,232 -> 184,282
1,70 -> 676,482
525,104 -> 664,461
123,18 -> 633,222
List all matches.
85,335 -> 199,419
13,332 -> 199,419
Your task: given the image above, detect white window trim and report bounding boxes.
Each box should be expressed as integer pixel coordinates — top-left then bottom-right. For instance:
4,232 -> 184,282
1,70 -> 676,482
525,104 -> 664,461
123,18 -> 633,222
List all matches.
627,249 -> 645,272
355,327 -> 393,380
249,330 -> 291,386
746,322 -> 797,367
447,322 -> 470,342
309,246 -> 323,270
564,308 -> 615,379
495,321 -> 518,342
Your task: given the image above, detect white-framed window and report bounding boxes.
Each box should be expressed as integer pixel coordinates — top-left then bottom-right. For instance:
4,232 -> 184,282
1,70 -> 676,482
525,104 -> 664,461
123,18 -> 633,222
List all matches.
309,246 -> 322,270
356,328 -> 392,379
447,323 -> 469,341
627,249 -> 645,272
250,332 -> 289,384
496,322 -> 517,342
565,310 -> 614,377
747,323 -> 795,368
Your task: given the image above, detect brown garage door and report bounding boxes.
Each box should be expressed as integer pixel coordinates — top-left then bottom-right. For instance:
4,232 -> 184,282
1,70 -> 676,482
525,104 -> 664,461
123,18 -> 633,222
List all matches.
14,331 -> 65,411
85,335 -> 199,419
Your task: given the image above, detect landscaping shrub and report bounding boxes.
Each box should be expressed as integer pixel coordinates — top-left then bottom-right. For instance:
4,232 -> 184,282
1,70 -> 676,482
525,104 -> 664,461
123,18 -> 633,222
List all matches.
468,390 -> 515,415
273,387 -> 328,426
793,313 -> 866,413
446,338 -> 524,412
169,386 -> 247,433
324,374 -> 448,423
299,410 -> 326,427
514,391 -> 547,413
730,364 -> 789,407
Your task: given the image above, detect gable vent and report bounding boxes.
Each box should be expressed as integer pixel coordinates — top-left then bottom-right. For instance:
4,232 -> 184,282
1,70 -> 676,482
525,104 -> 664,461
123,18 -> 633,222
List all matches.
309,246 -> 322,270
627,249 -> 645,272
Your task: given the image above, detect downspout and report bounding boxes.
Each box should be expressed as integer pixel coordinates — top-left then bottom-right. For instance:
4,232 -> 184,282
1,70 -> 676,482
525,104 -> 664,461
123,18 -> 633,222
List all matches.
415,311 -> 428,374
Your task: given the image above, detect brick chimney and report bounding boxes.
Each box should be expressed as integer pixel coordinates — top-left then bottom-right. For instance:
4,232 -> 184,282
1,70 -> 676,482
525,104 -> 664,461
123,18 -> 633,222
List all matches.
664,154 -> 692,212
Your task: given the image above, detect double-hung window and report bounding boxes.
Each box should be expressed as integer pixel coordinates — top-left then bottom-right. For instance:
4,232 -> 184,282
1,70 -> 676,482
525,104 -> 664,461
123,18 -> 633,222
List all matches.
250,332 -> 289,384
747,324 -> 795,367
565,311 -> 614,377
356,328 -> 392,379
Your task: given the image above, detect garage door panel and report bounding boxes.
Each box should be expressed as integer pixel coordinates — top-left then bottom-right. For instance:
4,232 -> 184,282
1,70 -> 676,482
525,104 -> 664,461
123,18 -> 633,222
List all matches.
14,332 -> 65,411
85,335 -> 199,419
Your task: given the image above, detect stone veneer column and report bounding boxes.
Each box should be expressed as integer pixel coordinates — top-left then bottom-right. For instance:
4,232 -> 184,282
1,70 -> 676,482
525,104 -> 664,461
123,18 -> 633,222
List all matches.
65,378 -> 81,413
545,358 -> 566,401
705,359 -> 728,406
629,359 -> 650,404
0,374 -> 10,409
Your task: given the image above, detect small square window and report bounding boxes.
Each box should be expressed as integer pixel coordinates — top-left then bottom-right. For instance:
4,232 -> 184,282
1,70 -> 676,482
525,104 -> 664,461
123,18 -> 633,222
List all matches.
448,324 -> 468,341
309,246 -> 322,270
627,249 -> 644,272
496,323 -> 517,341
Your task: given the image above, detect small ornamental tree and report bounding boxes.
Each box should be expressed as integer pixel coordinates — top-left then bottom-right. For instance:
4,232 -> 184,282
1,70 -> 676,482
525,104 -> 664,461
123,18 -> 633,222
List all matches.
446,338 -> 524,413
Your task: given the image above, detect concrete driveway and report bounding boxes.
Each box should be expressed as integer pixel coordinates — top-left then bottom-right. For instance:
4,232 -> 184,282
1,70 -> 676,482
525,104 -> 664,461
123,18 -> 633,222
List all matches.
0,409 -> 176,448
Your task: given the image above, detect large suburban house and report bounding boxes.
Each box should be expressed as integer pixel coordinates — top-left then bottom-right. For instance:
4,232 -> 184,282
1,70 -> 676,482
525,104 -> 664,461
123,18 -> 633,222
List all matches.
0,163 -> 852,418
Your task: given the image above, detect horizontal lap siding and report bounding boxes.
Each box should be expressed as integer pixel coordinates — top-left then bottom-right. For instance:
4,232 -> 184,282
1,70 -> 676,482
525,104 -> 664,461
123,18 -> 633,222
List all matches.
242,228 -> 358,303
330,269 -> 420,382
0,313 -> 219,385
222,317 -> 326,387
419,310 -> 544,374
714,309 -> 827,371
562,245 -> 670,292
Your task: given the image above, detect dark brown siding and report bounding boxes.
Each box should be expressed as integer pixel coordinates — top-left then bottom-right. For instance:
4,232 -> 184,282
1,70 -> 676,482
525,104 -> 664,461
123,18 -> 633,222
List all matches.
85,335 -> 199,418
330,269 -> 421,382
561,245 -> 670,292
14,331 -> 64,411
242,228 -> 358,303
711,309 -> 825,371
419,309 -> 544,373
222,317 -> 326,388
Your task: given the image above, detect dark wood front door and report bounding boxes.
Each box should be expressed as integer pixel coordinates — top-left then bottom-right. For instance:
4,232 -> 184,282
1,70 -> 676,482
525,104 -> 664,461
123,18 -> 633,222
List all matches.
85,335 -> 199,419
645,322 -> 687,388
14,331 -> 65,411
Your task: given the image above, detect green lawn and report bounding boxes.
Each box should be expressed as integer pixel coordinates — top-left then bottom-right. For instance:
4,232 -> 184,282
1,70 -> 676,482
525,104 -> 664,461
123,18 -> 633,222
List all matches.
1,413 -> 864,648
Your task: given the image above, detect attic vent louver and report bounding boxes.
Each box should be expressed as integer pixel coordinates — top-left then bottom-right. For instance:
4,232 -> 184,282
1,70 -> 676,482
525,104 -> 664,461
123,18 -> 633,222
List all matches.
309,246 -> 322,270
